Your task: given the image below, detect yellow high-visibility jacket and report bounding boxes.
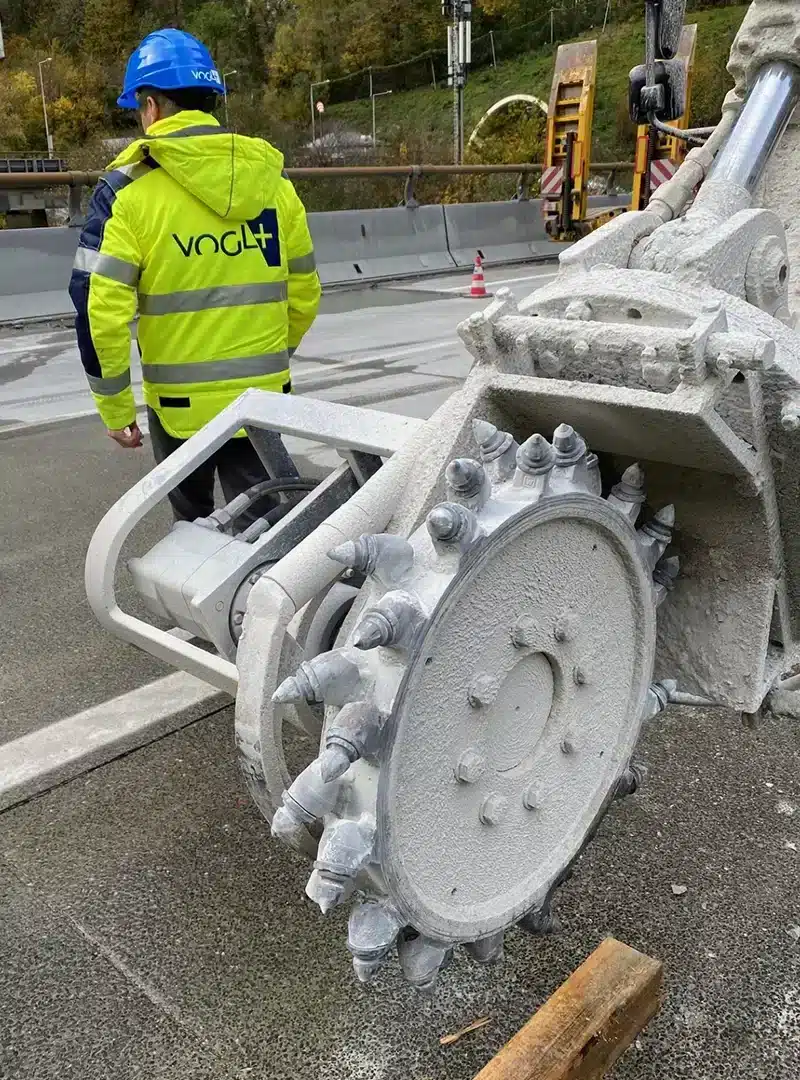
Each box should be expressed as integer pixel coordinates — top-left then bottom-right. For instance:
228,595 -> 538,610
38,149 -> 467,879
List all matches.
69,110 -> 321,439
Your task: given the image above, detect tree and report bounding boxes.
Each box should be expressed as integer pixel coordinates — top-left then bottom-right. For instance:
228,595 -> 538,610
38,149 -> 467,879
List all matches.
0,67 -> 46,150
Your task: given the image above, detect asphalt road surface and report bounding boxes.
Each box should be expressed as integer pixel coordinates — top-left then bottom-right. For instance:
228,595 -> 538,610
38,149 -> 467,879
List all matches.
1,262 -> 798,1080
1,703 -> 797,1079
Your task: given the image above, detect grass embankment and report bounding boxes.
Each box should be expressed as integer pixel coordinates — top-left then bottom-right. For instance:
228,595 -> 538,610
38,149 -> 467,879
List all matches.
327,4 -> 747,162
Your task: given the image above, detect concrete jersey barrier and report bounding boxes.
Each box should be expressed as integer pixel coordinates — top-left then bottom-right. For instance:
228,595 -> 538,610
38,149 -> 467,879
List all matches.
444,200 -> 559,268
0,227 -> 82,322
0,195 -> 630,319
443,196 -> 631,269
309,205 -> 456,285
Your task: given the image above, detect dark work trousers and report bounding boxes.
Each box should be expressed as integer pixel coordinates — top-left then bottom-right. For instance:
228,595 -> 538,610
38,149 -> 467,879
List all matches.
147,407 -> 281,529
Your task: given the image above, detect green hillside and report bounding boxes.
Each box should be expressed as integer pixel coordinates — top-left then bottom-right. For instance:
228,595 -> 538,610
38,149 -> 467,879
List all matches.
327,4 -> 748,162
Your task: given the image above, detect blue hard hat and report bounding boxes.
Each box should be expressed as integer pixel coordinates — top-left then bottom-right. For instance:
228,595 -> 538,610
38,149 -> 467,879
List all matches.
118,28 -> 224,109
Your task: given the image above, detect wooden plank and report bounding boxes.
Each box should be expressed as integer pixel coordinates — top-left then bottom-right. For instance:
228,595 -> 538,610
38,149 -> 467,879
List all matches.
473,937 -> 663,1080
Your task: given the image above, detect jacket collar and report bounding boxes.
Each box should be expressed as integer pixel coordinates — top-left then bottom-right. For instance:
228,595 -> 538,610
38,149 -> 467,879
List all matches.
144,110 -> 221,138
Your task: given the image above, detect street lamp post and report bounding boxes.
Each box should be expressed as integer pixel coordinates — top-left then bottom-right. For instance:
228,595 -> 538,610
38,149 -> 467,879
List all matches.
222,69 -> 237,129
310,79 -> 331,144
371,90 -> 392,150
38,56 -> 53,158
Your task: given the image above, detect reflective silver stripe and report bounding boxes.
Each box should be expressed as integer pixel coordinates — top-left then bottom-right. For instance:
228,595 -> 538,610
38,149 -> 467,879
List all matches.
73,247 -> 139,286
115,162 -> 154,181
152,125 -> 228,139
288,251 -> 317,274
138,282 -> 287,316
86,370 -> 132,396
141,352 -> 290,384
102,162 -> 154,191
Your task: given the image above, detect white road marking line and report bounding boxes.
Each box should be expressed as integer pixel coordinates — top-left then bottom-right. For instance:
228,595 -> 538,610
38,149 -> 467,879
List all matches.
0,672 -> 229,810
313,338 -> 460,367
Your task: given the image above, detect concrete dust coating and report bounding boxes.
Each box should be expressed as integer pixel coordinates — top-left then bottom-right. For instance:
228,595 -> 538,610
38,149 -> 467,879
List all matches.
0,703 -> 797,1079
0,265 -> 555,736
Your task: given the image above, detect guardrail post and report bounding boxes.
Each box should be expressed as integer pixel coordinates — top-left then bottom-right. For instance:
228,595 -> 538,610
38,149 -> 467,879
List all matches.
403,166 -> 422,209
515,170 -> 532,202
68,182 -> 85,227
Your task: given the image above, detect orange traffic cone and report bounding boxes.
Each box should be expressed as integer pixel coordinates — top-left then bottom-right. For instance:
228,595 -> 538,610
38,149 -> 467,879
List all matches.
469,253 -> 488,298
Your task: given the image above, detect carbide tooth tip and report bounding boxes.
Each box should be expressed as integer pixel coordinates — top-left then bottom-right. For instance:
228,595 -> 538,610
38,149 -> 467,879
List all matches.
516,433 -> 554,476
272,676 -> 301,704
657,555 -> 680,579
427,506 -> 459,542
353,958 -> 378,984
271,804 -> 305,847
447,458 -> 470,481
305,872 -> 345,914
327,541 -> 357,567
445,457 -> 487,501
270,806 -> 290,838
427,504 -> 456,537
553,422 -> 575,445
622,463 -> 645,488
525,433 -> 549,456
656,504 -> 676,527
472,418 -> 498,446
318,746 -> 351,783
352,619 -> 384,650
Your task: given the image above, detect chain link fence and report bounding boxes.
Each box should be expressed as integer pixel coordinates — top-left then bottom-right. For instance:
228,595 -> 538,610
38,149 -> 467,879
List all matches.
319,0 -> 745,109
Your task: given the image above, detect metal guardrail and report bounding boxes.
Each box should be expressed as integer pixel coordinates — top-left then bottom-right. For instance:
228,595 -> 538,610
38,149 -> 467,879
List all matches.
0,161 -> 635,214
0,157 -> 69,175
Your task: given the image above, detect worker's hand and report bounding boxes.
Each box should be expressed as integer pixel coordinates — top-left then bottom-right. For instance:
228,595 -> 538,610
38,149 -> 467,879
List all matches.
107,422 -> 143,449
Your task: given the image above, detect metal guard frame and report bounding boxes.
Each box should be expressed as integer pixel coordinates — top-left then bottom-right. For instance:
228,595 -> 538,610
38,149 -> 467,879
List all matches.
84,388 -> 423,695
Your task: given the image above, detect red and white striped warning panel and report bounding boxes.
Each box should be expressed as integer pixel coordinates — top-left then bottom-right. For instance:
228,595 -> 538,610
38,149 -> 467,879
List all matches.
541,165 -> 564,198
650,158 -> 677,190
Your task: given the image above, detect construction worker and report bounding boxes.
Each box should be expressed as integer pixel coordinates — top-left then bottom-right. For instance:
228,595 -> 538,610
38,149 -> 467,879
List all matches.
69,29 -> 321,523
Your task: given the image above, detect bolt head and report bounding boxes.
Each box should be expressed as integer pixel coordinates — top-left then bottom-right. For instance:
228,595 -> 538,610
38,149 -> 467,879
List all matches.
560,734 -> 577,755
468,674 -> 498,708
454,748 -> 485,784
553,612 -> 575,643
511,615 -> 537,649
233,612 -> 244,626
479,793 -> 509,826
572,666 -> 586,686
522,782 -> 540,811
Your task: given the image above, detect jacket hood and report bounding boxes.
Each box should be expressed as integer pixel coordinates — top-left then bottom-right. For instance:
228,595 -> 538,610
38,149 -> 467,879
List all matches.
109,111 -> 284,220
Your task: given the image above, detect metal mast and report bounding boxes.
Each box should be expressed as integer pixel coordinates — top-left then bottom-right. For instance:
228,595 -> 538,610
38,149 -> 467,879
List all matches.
444,0 -> 472,164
